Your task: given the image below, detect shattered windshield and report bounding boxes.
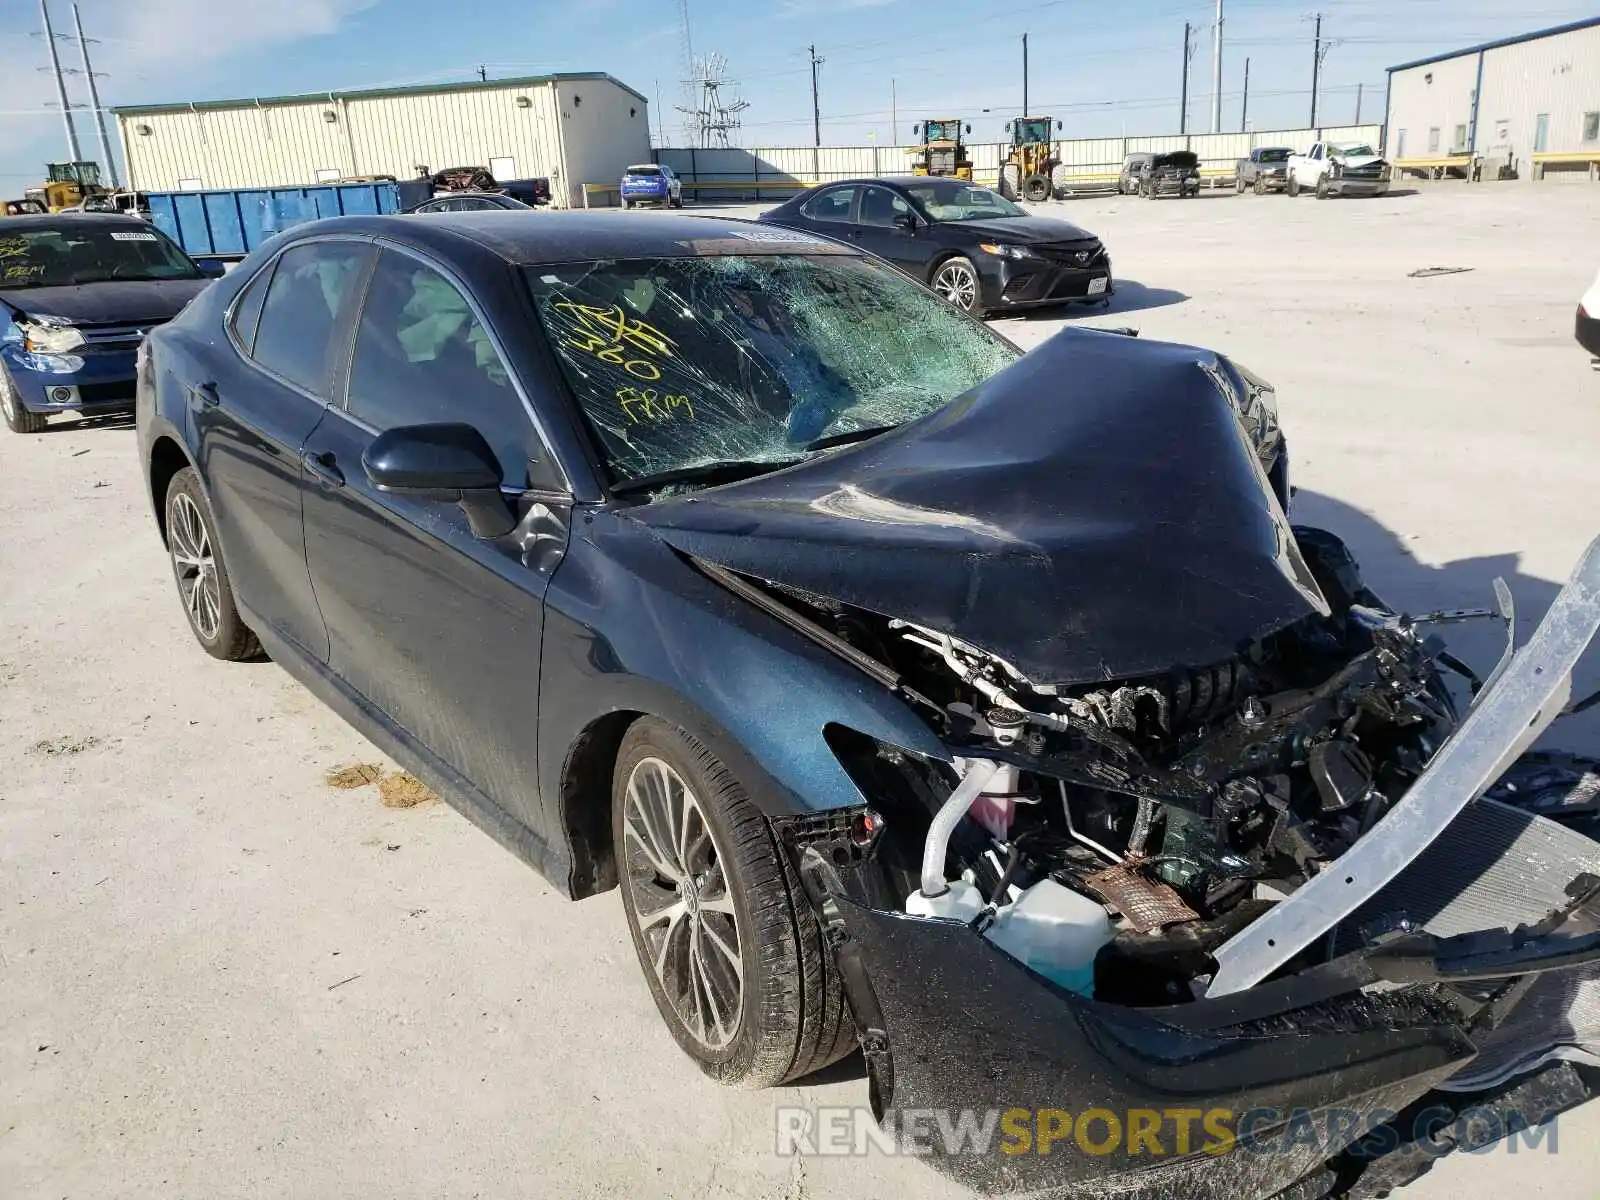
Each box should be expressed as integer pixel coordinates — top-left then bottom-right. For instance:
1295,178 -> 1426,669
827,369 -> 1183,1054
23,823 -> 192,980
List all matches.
0,225 -> 201,289
1330,143 -> 1376,157
905,181 -> 1025,222
525,254 -> 1018,488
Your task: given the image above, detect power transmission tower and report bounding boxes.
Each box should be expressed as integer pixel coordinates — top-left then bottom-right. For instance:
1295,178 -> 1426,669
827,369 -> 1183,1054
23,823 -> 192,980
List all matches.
67,3 -> 118,186
35,0 -> 82,162
676,54 -> 749,148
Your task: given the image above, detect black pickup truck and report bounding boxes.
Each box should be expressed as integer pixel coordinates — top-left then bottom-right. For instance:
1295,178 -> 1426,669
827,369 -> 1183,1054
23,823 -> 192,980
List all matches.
1235,146 -> 1295,194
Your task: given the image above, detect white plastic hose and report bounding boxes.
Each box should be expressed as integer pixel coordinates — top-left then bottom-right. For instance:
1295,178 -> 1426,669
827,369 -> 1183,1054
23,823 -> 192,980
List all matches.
920,758 -> 1004,898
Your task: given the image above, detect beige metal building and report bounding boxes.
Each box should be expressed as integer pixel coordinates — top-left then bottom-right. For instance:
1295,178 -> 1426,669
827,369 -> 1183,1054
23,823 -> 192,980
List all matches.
112,73 -> 652,207
1384,17 -> 1600,176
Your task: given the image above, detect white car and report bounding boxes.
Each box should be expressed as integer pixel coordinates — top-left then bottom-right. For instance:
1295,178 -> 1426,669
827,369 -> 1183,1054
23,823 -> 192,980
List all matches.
1579,268 -> 1600,366
1286,141 -> 1392,198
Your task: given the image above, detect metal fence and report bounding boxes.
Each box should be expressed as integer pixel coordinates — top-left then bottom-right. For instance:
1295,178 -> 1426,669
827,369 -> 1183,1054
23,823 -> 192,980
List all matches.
647,125 -> 1383,201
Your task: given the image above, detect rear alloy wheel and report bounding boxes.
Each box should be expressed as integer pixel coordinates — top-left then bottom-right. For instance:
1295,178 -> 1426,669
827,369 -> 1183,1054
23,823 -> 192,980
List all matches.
932,255 -> 981,315
0,367 -> 47,434
614,719 -> 854,1086
164,467 -> 260,661
1022,173 -> 1051,203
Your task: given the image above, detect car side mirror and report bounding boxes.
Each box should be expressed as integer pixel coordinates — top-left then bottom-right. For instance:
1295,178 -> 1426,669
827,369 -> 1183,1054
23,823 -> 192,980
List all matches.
195,259 -> 228,278
894,212 -> 918,233
362,422 -> 516,539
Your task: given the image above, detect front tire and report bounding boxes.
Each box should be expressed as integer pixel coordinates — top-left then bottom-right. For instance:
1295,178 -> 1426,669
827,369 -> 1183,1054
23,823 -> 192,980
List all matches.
1287,174 -> 1301,197
1316,177 -> 1331,199
1255,176 -> 1269,196
613,719 -> 853,1087
1022,173 -> 1051,203
1236,176 -> 1247,194
0,367 -> 47,434
998,163 -> 1022,200
164,467 -> 260,661
931,255 -> 982,316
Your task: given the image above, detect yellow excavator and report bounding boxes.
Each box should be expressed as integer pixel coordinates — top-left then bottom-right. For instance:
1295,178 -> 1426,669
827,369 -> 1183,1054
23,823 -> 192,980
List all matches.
908,118 -> 973,180
998,116 -> 1063,202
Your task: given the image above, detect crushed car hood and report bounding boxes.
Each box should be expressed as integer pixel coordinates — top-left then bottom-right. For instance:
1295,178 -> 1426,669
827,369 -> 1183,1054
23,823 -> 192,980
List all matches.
627,327 -> 1330,686
0,279 -> 210,326
944,215 -> 1095,243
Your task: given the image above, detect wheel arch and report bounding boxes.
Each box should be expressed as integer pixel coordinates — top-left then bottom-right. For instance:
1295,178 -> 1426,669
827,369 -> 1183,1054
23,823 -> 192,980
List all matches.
147,433 -> 196,546
558,709 -> 644,899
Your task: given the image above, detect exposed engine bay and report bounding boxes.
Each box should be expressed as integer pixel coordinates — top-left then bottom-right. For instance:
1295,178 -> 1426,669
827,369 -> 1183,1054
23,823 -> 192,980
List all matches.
737,526 -> 1600,1008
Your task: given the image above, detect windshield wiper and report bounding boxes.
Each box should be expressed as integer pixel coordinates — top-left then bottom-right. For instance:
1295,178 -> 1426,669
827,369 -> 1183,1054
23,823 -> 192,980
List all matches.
610,457 -> 804,496
804,425 -> 900,452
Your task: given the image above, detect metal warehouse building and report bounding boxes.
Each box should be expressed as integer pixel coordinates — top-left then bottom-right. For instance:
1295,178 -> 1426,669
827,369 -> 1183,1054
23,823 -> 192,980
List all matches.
113,73 -> 652,208
1385,17 -> 1600,178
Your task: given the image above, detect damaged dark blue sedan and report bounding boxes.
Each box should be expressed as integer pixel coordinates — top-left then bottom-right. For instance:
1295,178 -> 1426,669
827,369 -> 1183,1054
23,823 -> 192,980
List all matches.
136,212 -> 1600,1200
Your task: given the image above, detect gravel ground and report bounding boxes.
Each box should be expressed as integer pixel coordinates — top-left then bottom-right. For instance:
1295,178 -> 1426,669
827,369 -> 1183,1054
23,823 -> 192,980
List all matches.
3,181 -> 1599,1200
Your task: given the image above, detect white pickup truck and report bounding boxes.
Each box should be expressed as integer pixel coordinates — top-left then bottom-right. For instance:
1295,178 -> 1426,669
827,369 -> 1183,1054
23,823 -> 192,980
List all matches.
1286,141 -> 1392,198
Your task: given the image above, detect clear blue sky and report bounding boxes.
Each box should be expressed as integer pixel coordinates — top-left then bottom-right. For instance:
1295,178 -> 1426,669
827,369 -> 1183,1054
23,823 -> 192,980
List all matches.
1,0 -> 1595,187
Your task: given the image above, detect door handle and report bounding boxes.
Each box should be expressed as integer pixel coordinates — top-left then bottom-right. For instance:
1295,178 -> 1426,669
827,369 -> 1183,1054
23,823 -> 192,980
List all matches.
192,381 -> 219,407
302,450 -> 345,488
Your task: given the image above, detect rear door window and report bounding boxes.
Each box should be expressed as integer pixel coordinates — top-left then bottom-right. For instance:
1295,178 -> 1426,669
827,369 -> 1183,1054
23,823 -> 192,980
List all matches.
801,187 -> 856,223
229,259 -> 276,355
345,250 -> 534,484
250,241 -> 371,396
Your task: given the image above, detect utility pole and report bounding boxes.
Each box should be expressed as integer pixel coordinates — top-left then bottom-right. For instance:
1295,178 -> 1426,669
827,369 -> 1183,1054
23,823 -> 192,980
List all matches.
1180,22 -> 1193,135
1210,0 -> 1223,134
70,3 -> 117,187
1355,81 -> 1363,124
38,0 -> 82,162
808,45 -> 823,148
1241,56 -> 1250,132
477,65 -> 488,83
1022,32 -> 1030,118
891,78 -> 898,146
1309,13 -> 1323,128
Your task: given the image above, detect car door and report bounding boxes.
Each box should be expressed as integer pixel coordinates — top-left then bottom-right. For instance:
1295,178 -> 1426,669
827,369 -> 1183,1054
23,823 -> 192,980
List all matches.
298,245 -> 567,832
195,238 -> 373,662
848,184 -> 932,278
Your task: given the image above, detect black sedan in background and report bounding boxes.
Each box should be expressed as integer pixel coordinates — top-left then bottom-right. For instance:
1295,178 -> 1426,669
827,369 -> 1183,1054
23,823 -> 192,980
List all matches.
408,191 -> 533,214
760,176 -> 1111,316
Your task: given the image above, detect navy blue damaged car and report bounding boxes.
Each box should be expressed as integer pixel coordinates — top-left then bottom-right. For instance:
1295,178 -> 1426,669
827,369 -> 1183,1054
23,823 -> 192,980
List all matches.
1,213 -> 221,434
136,210 -> 1600,1200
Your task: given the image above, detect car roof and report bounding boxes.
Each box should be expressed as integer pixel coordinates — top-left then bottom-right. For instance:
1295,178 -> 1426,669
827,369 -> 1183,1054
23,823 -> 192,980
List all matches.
0,212 -> 153,232
276,211 -> 859,264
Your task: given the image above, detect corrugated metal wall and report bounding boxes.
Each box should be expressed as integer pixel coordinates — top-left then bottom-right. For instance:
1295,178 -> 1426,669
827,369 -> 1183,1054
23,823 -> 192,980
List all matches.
117,81 -> 589,195
554,80 -> 655,207
656,125 -> 1381,195
1385,53 -> 1481,159
1478,24 -> 1600,159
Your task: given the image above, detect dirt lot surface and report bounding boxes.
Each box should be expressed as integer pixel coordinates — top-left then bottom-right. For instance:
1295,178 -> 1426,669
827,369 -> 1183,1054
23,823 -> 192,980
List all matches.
4,181 -> 1599,1199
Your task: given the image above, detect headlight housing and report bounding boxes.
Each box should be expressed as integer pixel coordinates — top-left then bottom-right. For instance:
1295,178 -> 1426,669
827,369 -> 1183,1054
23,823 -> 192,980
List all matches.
23,322 -> 86,354
978,242 -> 1039,262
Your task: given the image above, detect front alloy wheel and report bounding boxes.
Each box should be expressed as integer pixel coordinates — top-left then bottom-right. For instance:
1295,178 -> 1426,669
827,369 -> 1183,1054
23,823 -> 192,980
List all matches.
621,757 -> 744,1050
613,718 -> 855,1087
933,256 -> 980,314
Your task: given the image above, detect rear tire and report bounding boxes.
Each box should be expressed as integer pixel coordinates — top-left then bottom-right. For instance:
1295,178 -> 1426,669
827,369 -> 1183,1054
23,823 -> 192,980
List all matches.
613,719 -> 854,1087
0,367 -> 47,434
164,467 -> 260,661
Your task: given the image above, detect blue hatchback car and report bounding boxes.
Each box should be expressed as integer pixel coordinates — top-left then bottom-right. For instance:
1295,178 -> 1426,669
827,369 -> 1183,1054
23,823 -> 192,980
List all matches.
1,213 -> 220,434
619,163 -> 683,209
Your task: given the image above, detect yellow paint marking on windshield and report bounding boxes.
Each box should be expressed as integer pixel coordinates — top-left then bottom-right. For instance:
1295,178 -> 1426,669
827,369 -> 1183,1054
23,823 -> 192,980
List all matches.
4,263 -> 44,280
553,301 -> 676,381
618,386 -> 694,424
0,238 -> 28,259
